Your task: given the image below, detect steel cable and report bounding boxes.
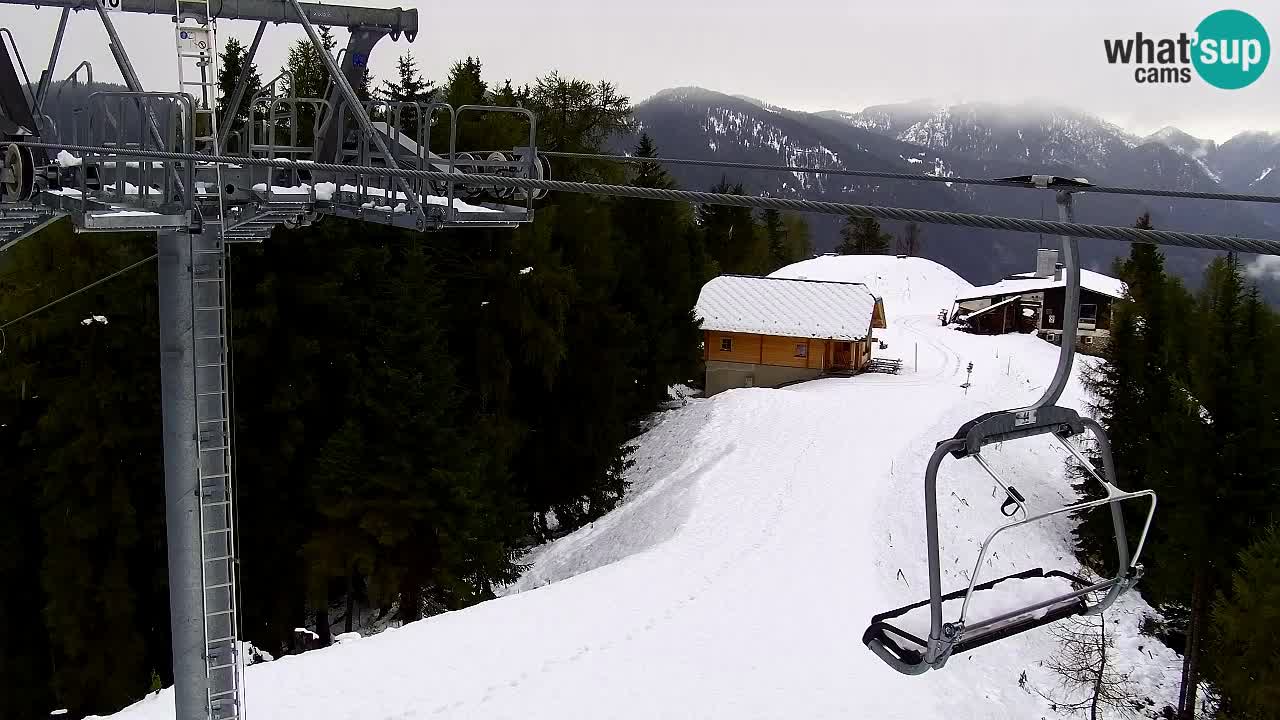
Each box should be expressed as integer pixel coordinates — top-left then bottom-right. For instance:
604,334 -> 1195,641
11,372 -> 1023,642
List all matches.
541,150 -> 1280,205
15,141 -> 1280,256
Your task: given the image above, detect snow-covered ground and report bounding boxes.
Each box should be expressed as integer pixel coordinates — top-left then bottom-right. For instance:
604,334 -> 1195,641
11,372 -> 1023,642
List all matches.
770,254 -> 974,319
105,257 -> 1182,720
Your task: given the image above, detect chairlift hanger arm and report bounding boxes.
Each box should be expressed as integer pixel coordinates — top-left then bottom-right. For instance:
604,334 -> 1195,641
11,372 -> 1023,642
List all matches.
0,0 -> 417,35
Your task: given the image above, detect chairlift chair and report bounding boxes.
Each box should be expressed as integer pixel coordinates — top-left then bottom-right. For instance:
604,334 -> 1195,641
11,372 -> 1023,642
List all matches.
862,187 -> 1157,675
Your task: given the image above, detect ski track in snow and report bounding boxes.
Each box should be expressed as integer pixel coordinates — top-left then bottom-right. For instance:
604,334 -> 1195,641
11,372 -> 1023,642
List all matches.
104,258 -> 1183,720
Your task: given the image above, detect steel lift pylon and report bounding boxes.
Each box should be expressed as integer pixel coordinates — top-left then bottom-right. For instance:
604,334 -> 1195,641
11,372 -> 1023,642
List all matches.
0,1 -> 548,718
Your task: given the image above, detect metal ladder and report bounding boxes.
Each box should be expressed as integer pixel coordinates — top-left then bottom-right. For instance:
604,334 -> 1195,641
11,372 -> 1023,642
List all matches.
175,1 -> 243,718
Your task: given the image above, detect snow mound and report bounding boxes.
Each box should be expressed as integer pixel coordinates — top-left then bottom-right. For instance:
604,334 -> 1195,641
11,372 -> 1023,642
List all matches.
770,255 -> 973,319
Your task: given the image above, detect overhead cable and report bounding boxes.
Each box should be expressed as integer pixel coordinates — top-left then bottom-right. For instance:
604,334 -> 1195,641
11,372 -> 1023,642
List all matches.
540,150 -> 1280,205
14,141 -> 1280,257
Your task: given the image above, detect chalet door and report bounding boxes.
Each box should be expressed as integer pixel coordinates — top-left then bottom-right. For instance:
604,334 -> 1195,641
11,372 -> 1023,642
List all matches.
833,342 -> 852,368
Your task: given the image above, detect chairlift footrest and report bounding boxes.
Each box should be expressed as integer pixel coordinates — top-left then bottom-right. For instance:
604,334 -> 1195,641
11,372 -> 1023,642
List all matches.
863,568 -> 1091,672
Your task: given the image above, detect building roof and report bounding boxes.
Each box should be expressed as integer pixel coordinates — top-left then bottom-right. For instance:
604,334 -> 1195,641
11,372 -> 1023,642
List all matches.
954,269 -> 1126,303
695,275 -> 880,341
960,294 -> 1023,321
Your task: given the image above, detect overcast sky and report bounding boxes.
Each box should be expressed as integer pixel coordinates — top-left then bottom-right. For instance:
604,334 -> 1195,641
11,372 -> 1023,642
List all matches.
1,0 -> 1275,142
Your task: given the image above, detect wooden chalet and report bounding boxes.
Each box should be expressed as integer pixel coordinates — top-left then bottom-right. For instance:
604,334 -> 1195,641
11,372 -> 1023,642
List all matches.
695,274 -> 887,396
951,249 -> 1126,349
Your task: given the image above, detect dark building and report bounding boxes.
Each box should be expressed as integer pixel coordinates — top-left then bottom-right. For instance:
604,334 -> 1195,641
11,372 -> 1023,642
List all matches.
951,249 -> 1125,349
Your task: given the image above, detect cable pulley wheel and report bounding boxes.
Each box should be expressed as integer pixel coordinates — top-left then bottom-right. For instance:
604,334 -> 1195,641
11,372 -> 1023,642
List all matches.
487,152 -> 515,200
2,144 -> 34,201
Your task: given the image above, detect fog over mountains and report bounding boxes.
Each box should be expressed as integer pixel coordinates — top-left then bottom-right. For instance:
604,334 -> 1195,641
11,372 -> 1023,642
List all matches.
628,87 -> 1280,295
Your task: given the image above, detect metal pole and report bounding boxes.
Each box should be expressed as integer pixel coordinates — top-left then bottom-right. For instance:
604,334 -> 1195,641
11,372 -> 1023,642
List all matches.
33,7 -> 70,116
924,438 -> 965,667
158,229 -> 208,720
95,3 -> 166,148
314,27 -> 386,164
217,20 -> 266,153
287,0 -> 421,214
1029,190 -> 1079,409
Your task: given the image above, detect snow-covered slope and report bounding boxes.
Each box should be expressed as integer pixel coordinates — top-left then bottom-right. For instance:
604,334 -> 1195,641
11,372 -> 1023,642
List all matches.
770,255 -> 973,318
106,261 -> 1182,720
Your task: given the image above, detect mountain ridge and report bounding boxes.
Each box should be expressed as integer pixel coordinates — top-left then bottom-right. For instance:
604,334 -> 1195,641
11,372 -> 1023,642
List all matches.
630,87 -> 1280,296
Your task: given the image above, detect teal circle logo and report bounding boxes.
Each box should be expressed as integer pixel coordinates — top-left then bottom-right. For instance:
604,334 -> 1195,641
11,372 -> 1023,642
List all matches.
1193,10 -> 1270,89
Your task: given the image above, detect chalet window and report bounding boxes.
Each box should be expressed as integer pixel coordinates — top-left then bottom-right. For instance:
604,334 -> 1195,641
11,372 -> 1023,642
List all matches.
794,343 -> 808,358
1083,335 -> 1094,345
720,337 -> 733,352
1079,304 -> 1098,320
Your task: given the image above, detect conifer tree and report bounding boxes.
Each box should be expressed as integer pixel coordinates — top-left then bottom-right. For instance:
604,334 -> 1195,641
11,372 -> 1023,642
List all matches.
698,178 -> 767,274
762,209 -> 788,270
216,37 -> 262,146
0,225 -> 165,716
782,213 -> 813,261
836,216 -> 891,255
1211,524 -> 1280,720
897,222 -> 922,256
378,53 -> 434,104
613,134 -> 704,410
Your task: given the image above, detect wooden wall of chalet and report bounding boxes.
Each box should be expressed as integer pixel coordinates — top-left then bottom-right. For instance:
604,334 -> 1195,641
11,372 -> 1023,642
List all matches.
705,331 -> 831,371
705,331 -> 762,364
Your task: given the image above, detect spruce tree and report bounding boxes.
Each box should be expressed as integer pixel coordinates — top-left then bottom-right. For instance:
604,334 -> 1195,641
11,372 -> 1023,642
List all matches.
216,37 -> 262,147
697,178 -> 767,274
1211,524 -> 1280,720
761,209 -> 789,270
378,53 -> 435,104
613,133 -> 704,410
898,222 -> 922,256
782,213 -> 813,261
837,216 -> 891,255
0,224 -> 165,716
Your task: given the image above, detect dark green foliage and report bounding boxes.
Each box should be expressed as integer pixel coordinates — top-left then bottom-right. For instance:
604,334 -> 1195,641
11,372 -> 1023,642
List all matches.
897,222 -> 922,256
762,209 -> 788,269
698,178 -> 769,274
283,27 -> 335,98
836,216 -> 891,255
782,213 -> 814,261
1079,214 -> 1280,719
216,37 -> 262,143
0,224 -> 168,717
2,58 -> 717,716
1211,525 -> 1280,720
612,134 -> 708,415
278,27 -> 337,150
377,54 -> 435,111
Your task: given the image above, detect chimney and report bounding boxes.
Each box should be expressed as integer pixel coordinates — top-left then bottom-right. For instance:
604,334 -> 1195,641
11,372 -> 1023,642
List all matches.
1054,263 -> 1063,282
1035,248 -> 1058,278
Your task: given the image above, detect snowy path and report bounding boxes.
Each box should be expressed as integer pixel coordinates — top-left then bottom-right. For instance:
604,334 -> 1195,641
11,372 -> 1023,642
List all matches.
108,260 -> 1183,720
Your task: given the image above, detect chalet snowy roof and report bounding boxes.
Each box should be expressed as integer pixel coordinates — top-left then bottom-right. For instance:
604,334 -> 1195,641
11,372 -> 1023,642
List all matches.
955,269 -> 1126,303
961,294 -> 1023,321
695,275 -> 880,341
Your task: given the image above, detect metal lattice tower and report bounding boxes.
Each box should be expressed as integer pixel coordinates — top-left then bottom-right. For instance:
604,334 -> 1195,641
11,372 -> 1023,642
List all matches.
174,2 -> 243,717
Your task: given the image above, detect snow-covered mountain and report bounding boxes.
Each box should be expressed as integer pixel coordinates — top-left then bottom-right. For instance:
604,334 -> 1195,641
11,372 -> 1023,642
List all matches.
632,89 -> 1279,294
105,257 -> 1185,720
629,88 -> 1013,281
1209,131 -> 1280,194
1143,127 -> 1217,162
